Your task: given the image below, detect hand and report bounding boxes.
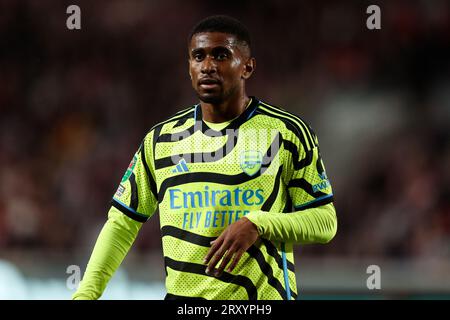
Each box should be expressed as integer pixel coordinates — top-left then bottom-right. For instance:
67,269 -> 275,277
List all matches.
203,217 -> 259,277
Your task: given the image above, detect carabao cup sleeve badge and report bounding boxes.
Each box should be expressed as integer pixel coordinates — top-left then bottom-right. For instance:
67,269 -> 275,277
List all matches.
121,154 -> 138,183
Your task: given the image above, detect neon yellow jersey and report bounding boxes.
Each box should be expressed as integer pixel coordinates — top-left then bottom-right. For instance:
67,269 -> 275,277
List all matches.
112,97 -> 334,300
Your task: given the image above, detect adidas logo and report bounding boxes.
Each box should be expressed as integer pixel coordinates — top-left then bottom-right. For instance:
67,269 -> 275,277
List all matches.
172,158 -> 189,173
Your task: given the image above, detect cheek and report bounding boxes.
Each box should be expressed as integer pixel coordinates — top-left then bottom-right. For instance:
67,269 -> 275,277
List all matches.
189,64 -> 199,80
229,59 -> 242,71
221,60 -> 242,83
223,61 -> 243,81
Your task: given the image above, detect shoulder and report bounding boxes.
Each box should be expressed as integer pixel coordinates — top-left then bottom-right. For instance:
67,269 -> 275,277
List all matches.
255,99 -> 318,151
143,104 -> 197,142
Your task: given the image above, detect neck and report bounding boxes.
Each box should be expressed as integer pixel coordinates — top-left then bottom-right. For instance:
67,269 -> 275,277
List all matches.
200,92 -> 250,123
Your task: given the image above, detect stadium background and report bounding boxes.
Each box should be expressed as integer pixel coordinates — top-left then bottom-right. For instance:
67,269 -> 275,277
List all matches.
0,0 -> 449,299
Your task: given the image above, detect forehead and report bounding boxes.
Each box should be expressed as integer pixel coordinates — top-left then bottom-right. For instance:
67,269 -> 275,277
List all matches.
189,32 -> 239,51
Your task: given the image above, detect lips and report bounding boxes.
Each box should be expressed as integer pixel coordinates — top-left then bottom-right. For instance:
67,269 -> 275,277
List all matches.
198,78 -> 221,86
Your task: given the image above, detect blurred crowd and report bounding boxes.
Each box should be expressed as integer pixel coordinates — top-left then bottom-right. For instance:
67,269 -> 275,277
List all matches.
0,0 -> 449,261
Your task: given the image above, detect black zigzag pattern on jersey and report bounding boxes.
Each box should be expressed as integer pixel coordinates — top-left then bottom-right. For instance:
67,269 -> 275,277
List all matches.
154,129 -> 239,169
158,171 -> 249,202
288,178 -> 327,198
157,134 -> 281,201
161,225 -> 215,245
261,166 -> 283,211
150,107 -> 196,153
149,107 -> 195,133
172,117 -> 190,129
164,293 -> 206,300
283,193 -> 293,213
159,120 -> 241,141
260,240 -> 297,299
261,239 -> 295,273
154,98 -> 260,170
259,102 -> 317,151
255,108 -> 308,153
256,103 -> 318,154
129,173 -> 139,211
155,100 -> 259,169
296,195 -> 334,211
283,139 -> 314,170
257,167 -> 299,298
164,257 -> 258,300
152,124 -> 162,155
140,144 -> 158,198
111,199 -> 148,223
157,97 -> 257,145
260,133 -> 282,173
316,149 -> 325,174
245,246 -> 288,300
194,97 -> 259,131
157,124 -> 195,142
259,189 -> 298,298
161,226 -> 290,300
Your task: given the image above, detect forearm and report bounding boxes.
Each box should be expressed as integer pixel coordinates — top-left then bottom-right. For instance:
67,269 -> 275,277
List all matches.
245,203 -> 337,244
72,207 -> 142,300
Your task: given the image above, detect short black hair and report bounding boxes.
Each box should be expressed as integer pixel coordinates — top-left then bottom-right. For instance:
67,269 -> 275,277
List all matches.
188,15 -> 251,50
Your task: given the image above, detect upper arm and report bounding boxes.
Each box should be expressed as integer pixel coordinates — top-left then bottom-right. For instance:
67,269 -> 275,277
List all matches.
282,120 -> 334,211
111,131 -> 158,223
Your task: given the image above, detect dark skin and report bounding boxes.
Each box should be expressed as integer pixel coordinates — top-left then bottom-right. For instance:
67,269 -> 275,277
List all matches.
189,32 -> 255,123
188,32 -> 259,277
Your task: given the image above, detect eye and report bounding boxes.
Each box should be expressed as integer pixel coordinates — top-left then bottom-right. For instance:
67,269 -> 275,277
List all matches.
193,53 -> 204,62
216,52 -> 229,61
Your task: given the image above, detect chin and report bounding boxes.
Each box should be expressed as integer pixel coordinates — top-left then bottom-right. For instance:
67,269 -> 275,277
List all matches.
198,93 -> 223,104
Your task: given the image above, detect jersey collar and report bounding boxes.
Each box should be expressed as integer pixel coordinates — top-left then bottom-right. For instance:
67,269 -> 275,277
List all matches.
194,96 -> 259,134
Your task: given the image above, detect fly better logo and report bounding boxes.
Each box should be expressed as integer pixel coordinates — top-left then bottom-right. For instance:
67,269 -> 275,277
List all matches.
172,158 -> 189,173
240,151 -> 262,176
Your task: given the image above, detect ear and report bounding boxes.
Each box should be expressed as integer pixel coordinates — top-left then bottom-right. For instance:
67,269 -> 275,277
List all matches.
242,57 -> 256,80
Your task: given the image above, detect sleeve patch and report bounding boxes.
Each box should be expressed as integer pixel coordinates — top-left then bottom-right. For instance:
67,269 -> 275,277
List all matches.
115,184 -> 126,197
121,154 -> 138,183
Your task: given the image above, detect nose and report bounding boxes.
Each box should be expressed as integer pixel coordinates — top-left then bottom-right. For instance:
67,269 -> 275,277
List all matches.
201,56 -> 217,74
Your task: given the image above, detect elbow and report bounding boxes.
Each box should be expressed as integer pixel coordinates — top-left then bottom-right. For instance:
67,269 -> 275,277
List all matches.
318,206 -> 338,244
320,218 -> 337,244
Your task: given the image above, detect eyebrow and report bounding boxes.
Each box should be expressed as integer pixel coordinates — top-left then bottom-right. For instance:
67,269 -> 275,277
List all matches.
190,46 -> 233,55
212,46 -> 232,54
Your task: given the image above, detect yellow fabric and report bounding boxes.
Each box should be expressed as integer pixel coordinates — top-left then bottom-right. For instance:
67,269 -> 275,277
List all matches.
73,97 -> 337,300
72,207 -> 141,300
245,203 -> 337,244
203,118 -> 233,131
202,99 -> 251,130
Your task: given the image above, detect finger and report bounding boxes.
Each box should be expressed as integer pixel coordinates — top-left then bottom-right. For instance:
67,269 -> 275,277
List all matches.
214,247 -> 236,277
206,245 -> 227,274
206,242 -> 230,275
203,237 -> 222,265
226,249 -> 245,273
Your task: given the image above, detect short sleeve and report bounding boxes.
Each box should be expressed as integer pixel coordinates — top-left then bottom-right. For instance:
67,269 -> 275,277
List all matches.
284,128 -> 334,211
111,133 -> 158,222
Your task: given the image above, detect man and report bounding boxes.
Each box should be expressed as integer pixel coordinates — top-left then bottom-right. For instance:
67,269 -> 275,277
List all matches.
73,15 -> 337,300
